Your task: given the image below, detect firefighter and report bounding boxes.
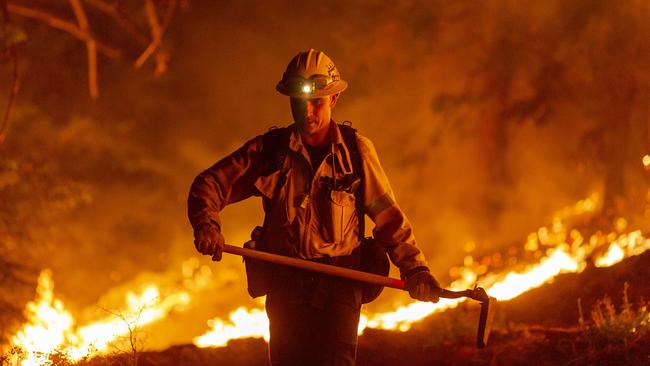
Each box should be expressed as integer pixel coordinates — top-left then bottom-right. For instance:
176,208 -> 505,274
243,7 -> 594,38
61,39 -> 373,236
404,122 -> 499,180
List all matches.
188,49 -> 442,366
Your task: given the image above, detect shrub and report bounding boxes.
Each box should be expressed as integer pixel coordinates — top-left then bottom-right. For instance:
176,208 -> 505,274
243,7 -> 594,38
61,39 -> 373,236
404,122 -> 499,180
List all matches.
579,282 -> 649,351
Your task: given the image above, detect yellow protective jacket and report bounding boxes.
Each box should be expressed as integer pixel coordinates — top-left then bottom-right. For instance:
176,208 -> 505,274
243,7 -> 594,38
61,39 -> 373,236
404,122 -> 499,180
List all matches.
188,122 -> 429,276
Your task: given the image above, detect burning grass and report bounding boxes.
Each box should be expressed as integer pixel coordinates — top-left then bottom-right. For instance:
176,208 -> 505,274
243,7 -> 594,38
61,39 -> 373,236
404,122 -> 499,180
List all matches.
2,195 -> 650,365
355,270 -> 650,366
2,253 -> 649,366
3,264 -> 650,366
15,285 -> 646,366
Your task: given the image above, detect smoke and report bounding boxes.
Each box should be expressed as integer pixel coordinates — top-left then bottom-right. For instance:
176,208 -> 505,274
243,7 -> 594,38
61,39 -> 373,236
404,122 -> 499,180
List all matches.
2,0 -> 649,349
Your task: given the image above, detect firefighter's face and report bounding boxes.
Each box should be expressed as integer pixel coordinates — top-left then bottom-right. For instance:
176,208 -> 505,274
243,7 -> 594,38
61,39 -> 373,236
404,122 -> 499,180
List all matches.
291,94 -> 338,136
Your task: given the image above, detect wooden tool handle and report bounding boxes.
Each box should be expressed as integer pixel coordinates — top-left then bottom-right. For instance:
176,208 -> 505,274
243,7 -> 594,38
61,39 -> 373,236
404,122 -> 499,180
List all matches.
224,244 -> 491,303
223,244 -> 406,289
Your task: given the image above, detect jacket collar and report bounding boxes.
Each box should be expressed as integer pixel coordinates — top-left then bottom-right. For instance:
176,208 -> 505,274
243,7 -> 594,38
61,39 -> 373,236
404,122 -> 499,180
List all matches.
288,120 -> 353,174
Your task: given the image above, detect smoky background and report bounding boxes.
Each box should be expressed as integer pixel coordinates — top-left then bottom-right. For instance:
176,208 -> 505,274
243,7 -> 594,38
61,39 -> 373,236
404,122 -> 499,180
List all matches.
1,0 -> 649,349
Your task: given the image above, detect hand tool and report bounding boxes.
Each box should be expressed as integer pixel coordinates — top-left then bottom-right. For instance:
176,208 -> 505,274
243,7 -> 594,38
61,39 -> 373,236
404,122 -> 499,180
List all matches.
223,244 -> 496,348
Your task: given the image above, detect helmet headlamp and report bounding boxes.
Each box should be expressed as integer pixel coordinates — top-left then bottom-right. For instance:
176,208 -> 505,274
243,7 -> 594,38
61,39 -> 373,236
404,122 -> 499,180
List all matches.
301,82 -> 314,94
283,75 -> 332,96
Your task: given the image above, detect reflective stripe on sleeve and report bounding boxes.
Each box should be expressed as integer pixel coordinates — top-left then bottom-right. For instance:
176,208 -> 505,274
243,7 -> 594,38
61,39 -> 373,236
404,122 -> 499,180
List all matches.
366,193 -> 395,218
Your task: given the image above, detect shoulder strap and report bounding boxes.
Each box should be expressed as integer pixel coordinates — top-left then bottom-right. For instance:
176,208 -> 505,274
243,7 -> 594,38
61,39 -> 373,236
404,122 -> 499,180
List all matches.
261,123 -> 365,240
339,122 -> 389,304
337,123 -> 360,175
338,122 -> 365,241
260,126 -> 291,176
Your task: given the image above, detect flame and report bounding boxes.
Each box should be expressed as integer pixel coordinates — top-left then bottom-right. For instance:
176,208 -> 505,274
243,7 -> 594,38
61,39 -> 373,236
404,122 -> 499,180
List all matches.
193,193 -> 650,341
193,307 -> 270,347
64,286 -> 192,360
6,270 -> 74,366
4,258 -> 212,364
4,193 -> 650,361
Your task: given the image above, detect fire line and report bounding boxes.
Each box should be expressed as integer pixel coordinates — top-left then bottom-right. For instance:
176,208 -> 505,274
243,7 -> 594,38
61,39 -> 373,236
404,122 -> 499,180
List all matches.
3,194 -> 650,364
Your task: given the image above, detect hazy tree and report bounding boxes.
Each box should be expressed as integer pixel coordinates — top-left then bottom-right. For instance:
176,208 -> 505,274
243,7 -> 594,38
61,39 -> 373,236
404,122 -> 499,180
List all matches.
0,0 -> 184,144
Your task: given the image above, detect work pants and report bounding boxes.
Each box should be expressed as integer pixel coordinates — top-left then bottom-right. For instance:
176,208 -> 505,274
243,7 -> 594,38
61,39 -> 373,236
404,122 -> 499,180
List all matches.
265,271 -> 362,366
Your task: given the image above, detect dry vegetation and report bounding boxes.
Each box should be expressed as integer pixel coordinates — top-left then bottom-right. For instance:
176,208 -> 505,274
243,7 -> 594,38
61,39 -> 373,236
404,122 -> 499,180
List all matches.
2,252 -> 648,366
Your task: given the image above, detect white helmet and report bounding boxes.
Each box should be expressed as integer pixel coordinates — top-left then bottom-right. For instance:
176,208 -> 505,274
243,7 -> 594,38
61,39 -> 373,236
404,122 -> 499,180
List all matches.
276,49 -> 348,98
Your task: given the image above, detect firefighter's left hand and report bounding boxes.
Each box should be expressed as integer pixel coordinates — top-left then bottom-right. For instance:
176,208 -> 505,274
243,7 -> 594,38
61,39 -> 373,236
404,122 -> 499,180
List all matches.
405,270 -> 441,303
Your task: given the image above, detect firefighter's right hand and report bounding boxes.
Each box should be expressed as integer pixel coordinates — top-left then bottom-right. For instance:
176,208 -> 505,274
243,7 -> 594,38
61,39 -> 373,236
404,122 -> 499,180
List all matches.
194,224 -> 225,261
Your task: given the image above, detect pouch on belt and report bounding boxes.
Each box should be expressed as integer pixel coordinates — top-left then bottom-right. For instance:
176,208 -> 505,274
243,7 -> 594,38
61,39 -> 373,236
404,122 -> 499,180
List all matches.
243,227 -> 271,298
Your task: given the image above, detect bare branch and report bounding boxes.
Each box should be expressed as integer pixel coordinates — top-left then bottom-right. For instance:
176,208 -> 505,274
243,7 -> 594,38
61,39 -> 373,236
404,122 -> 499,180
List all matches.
134,0 -> 162,69
135,0 -> 177,74
154,0 -> 176,74
6,2 -> 120,59
69,0 -> 99,99
97,302 -> 149,366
